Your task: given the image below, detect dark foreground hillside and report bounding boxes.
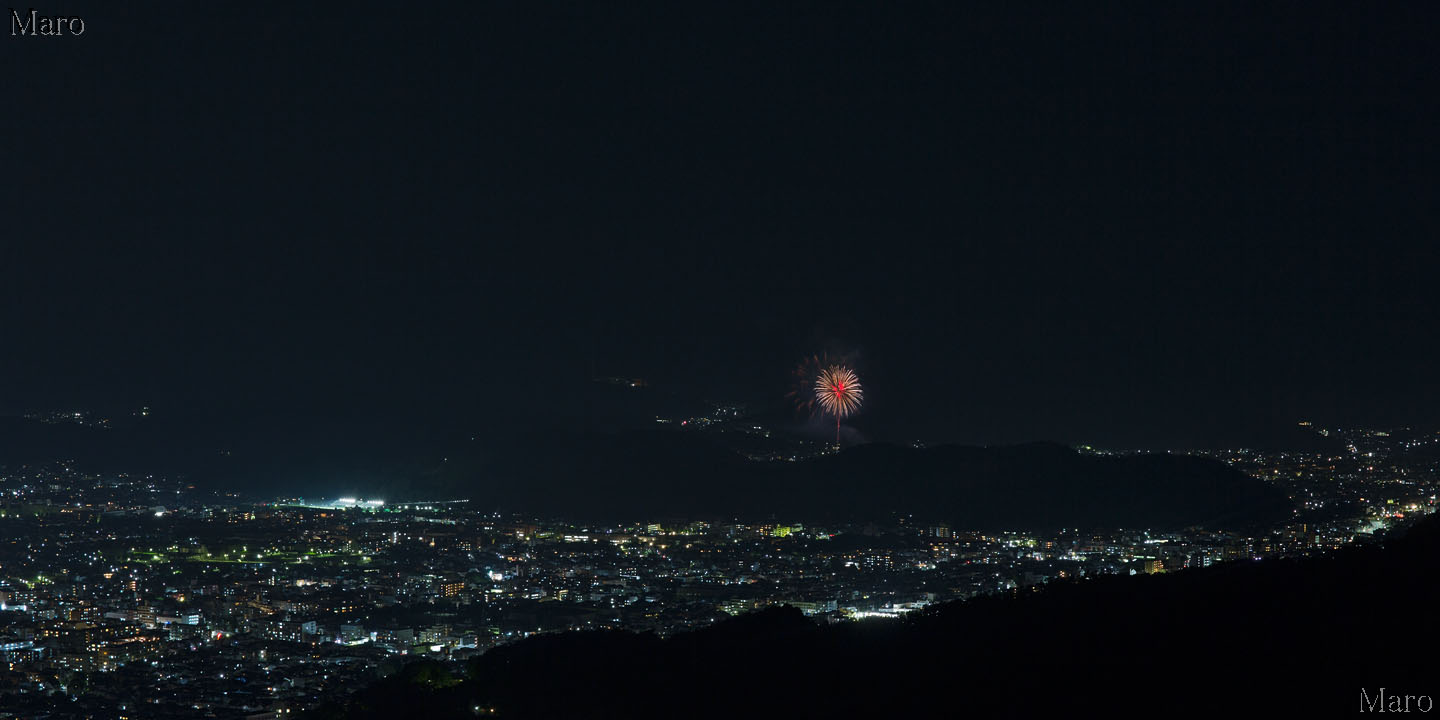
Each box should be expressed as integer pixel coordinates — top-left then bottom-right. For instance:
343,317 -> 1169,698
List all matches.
309,515 -> 1440,718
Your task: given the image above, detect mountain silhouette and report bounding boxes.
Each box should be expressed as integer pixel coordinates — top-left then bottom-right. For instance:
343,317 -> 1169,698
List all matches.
0,416 -> 1287,531
426,434 -> 1288,531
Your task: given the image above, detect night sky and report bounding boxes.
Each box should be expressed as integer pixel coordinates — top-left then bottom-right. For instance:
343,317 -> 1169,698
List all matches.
6,2 -> 1440,454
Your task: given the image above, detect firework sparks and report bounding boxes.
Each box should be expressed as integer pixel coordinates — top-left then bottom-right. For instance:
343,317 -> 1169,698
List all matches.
814,365 -> 863,419
814,364 -> 862,447
787,354 -> 864,448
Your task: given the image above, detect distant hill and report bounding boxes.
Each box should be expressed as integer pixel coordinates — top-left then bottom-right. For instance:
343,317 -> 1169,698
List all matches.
0,414 -> 450,494
0,415 -> 1288,530
1219,422 -> 1350,454
309,513 -> 1440,719
428,434 -> 1289,531
0,415 -> 220,475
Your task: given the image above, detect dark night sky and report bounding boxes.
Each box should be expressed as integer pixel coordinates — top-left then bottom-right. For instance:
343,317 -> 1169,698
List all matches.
5,2 -> 1440,453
